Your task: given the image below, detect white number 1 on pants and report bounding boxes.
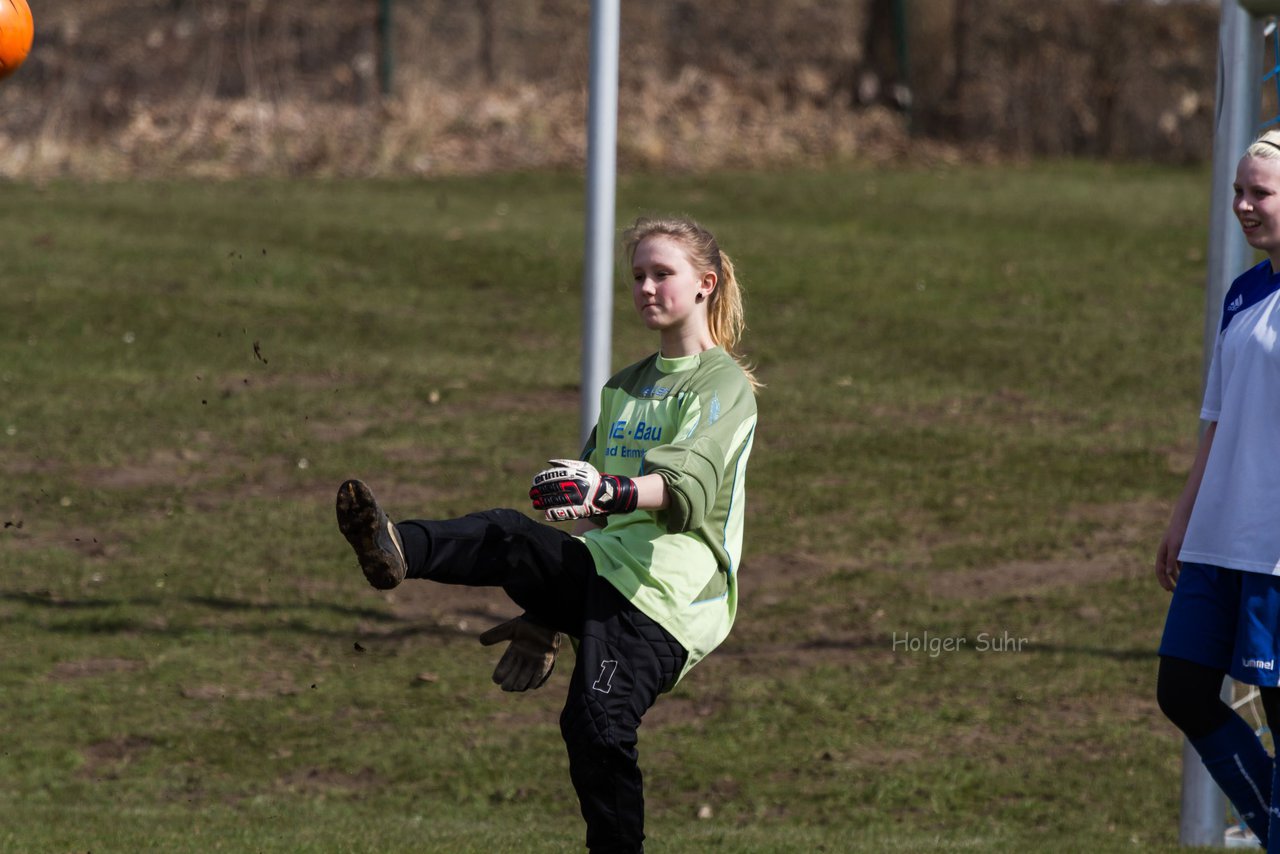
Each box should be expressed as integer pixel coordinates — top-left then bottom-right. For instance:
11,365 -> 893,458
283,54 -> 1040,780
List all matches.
592,660 -> 618,694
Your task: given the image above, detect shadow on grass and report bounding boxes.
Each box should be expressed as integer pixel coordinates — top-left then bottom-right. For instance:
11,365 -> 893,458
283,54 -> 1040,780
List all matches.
0,589 -> 466,641
2,591 -> 1159,661
1019,643 -> 1155,661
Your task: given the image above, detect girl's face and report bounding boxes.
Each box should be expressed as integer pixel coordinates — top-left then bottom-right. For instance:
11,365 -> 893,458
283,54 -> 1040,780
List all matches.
631,235 -> 715,333
1234,155 -> 1280,259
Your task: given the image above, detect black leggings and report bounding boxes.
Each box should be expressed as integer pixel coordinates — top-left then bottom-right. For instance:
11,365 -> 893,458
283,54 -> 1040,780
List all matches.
396,509 -> 688,853
1158,655 -> 1280,739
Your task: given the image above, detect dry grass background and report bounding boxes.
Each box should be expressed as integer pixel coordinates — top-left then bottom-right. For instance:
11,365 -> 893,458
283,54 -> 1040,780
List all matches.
0,0 -> 1222,180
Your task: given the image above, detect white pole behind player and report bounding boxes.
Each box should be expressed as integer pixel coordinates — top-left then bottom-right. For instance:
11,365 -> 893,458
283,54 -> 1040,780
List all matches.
1184,0 -> 1265,846
581,0 -> 621,447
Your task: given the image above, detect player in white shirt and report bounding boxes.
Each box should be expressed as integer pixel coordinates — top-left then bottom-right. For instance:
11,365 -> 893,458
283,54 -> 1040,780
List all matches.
1156,128 -> 1280,850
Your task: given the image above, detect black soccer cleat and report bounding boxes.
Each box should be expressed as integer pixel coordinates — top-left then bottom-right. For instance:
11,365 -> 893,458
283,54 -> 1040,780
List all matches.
336,479 -> 407,590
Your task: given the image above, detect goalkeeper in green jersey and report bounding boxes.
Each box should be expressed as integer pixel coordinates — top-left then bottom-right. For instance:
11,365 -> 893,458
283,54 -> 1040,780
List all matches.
337,216 -> 758,853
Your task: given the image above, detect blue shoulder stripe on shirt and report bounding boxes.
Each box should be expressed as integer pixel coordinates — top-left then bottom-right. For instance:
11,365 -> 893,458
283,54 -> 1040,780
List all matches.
1221,259 -> 1280,332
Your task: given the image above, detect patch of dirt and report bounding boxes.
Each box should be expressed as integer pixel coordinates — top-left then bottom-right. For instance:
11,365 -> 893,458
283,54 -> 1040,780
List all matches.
862,388 -> 1085,432
306,417 -> 375,444
48,657 -> 144,681
81,447 -> 206,491
2,384 -> 576,527
220,371 -> 348,394
737,551 -> 863,604
641,690 -> 725,732
180,670 -> 305,701
0,457 -> 61,476
925,498 -> 1168,600
10,442 -> 461,523
79,735 -> 155,780
340,479 -> 454,519
377,582 -> 518,635
473,388 -> 581,416
184,468 -> 335,511
5,525 -> 121,561
278,766 -> 380,793
927,557 -> 1125,601
707,634 -> 890,678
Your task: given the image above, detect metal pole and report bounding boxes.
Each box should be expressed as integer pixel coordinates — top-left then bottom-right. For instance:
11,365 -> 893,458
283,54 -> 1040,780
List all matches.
1179,689 -> 1231,847
891,0 -> 912,132
1181,1 -> 1263,845
377,0 -> 393,96
1204,0 -> 1262,379
580,0 -> 620,446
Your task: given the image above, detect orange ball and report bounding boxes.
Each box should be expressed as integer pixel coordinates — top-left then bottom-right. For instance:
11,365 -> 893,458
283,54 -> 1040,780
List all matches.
0,0 -> 33,81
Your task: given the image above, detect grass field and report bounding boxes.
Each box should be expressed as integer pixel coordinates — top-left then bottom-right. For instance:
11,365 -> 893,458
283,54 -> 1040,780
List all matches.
0,162 -> 1226,851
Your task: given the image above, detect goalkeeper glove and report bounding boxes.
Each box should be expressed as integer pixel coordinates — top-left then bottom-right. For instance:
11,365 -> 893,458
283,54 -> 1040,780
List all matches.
478,616 -> 560,692
529,459 -> 639,522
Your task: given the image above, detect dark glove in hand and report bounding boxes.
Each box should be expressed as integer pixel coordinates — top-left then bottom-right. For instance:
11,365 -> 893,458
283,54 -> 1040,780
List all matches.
478,616 -> 561,692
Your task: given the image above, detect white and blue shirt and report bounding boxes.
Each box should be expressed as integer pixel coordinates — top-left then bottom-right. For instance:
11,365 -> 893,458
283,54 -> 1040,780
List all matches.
1181,259 -> 1280,574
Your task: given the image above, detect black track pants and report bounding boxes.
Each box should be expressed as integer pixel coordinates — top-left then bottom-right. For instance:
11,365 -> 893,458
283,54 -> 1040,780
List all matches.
397,508 -> 596,632
395,509 -> 689,853
560,576 -> 687,853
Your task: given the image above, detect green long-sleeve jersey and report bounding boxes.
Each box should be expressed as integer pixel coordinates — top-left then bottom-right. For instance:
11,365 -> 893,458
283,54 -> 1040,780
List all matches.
579,347 -> 757,681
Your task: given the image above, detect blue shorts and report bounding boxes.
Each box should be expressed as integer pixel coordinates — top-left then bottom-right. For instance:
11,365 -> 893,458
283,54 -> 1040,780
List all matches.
1159,562 -> 1280,687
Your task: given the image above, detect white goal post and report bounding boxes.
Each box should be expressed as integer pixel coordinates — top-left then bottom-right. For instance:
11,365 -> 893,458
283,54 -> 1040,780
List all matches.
1184,0 -> 1272,847
581,0 -> 620,447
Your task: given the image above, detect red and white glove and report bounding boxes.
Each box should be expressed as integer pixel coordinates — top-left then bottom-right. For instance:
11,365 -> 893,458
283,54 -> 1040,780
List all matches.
530,459 -> 639,522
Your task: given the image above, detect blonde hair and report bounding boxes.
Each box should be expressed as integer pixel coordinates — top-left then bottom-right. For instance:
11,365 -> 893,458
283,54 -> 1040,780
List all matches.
623,216 -> 760,390
1246,128 -> 1280,160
